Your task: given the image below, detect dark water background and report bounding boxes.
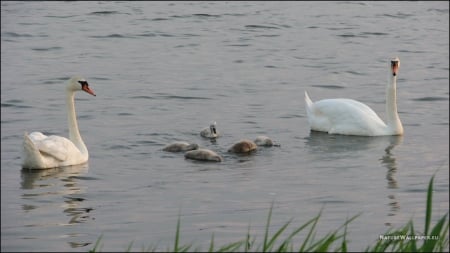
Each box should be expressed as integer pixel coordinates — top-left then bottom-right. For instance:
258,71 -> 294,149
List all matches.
1,2 -> 448,251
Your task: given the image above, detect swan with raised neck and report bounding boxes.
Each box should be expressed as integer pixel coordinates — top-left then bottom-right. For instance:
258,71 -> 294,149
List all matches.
22,76 -> 96,169
304,57 -> 403,136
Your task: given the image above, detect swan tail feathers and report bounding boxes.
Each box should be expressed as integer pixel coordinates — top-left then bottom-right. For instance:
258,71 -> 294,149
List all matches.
304,91 -> 313,107
22,132 -> 44,169
304,91 -> 314,117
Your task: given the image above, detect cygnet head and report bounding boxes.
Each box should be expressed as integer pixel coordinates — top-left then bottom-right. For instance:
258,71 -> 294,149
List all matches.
201,121 -> 219,138
209,121 -> 217,135
228,139 -> 257,153
67,76 -> 96,96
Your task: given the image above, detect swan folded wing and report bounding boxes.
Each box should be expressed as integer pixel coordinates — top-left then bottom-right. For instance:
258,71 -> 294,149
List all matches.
312,99 -> 387,135
29,131 -> 48,141
35,135 -> 79,161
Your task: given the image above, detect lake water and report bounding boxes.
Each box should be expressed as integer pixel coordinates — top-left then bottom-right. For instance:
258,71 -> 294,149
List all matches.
1,1 -> 449,252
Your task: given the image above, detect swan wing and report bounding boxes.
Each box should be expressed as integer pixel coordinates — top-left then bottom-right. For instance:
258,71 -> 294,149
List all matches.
309,98 -> 387,135
33,135 -> 80,161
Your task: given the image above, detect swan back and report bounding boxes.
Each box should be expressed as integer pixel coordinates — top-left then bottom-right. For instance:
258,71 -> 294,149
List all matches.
254,136 -> 274,147
22,132 -> 88,169
163,141 -> 199,152
185,148 -> 223,162
228,139 -> 257,153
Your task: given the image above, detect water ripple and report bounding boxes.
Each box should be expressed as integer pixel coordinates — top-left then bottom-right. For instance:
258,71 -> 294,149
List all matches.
130,94 -> 211,100
337,31 -> 389,38
88,11 -> 123,15
2,32 -> 48,38
89,34 -> 129,39
311,84 -> 346,89
245,24 -> 280,30
412,96 -> 448,102
31,47 -> 63,51
380,12 -> 415,19
1,99 -> 31,109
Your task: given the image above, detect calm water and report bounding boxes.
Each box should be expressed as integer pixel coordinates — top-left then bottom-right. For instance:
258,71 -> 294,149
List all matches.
1,1 -> 449,252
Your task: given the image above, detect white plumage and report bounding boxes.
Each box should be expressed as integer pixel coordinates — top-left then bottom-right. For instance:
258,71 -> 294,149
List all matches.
22,76 -> 96,169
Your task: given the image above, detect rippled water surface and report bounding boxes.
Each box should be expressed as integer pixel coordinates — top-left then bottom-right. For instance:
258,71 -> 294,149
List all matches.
1,2 -> 449,252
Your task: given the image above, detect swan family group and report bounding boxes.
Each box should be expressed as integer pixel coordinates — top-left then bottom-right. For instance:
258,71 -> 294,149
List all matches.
21,57 -> 403,169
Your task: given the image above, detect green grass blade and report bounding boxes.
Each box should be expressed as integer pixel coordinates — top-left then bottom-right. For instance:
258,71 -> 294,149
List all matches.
425,175 -> 435,236
178,243 -> 193,252
275,220 -> 313,252
174,213 -> 181,252
341,216 -> 349,252
299,209 -> 322,252
89,234 -> 103,253
265,219 -> 292,251
125,240 -> 134,252
216,240 -> 245,252
209,232 -> 215,252
245,222 -> 252,252
422,212 -> 449,252
437,215 -> 449,252
408,220 -> 417,252
263,202 -> 274,252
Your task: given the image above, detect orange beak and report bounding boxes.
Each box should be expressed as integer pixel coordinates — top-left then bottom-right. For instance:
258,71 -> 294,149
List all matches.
82,85 -> 96,96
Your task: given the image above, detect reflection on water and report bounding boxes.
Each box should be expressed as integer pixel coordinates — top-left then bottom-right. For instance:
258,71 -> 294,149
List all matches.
380,136 -> 403,190
21,164 -> 88,190
305,131 -> 398,155
305,132 -> 404,225
379,136 -> 403,224
20,164 -> 94,248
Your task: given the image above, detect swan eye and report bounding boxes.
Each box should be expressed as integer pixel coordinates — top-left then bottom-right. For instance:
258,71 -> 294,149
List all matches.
78,80 -> 88,86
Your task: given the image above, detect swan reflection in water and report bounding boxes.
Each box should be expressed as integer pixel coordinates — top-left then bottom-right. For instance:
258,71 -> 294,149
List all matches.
305,131 -> 403,224
21,163 -> 95,248
380,135 -> 403,225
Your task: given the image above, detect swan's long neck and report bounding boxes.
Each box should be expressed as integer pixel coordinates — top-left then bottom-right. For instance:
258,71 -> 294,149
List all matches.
66,91 -> 88,155
385,75 -> 403,135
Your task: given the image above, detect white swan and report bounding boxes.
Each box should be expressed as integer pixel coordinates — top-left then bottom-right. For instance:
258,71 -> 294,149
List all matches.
185,148 -> 223,162
163,141 -> 199,152
304,57 -> 403,136
228,139 -> 257,153
22,76 -> 96,169
200,121 -> 219,138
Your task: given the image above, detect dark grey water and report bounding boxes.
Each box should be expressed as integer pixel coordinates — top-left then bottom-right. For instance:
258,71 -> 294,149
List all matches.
1,1 -> 449,252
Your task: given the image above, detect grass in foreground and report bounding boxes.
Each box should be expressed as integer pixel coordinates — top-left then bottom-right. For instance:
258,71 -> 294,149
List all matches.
89,176 -> 449,252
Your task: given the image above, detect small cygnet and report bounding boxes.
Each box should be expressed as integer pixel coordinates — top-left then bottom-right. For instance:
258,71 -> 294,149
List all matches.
185,148 -> 223,162
163,141 -> 199,152
200,121 -> 219,138
228,139 -> 257,153
254,136 -> 279,147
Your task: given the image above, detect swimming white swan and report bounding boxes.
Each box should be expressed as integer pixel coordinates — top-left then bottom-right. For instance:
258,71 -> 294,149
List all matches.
185,148 -> 223,162
163,141 -> 199,152
200,121 -> 219,138
304,57 -> 403,136
228,139 -> 257,153
22,76 -> 96,169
